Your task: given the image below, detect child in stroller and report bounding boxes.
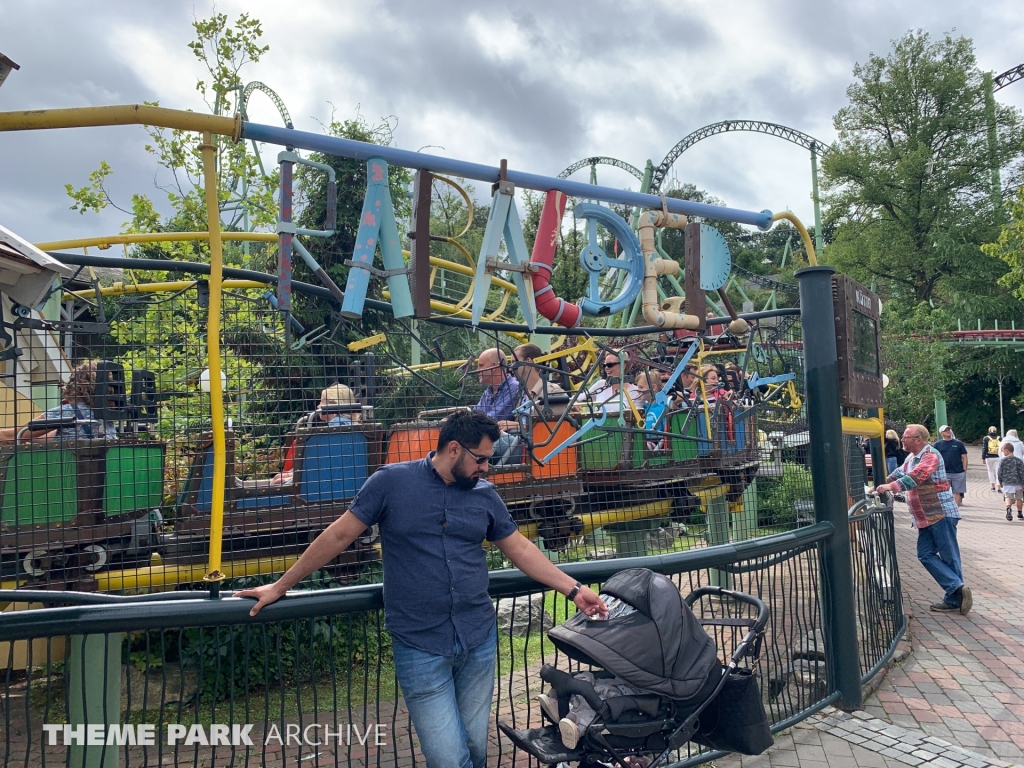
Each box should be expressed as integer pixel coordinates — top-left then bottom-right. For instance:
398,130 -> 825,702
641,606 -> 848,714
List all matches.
499,568 -> 773,768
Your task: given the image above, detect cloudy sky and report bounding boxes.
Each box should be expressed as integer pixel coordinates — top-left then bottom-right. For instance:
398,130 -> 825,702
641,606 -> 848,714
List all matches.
1,0 -> 1023,245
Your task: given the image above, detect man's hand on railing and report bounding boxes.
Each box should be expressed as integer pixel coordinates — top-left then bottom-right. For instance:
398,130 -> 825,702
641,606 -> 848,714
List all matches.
234,582 -> 287,616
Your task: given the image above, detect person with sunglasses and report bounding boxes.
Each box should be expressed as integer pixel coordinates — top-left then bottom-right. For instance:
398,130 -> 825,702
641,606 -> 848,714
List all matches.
235,409 -> 608,768
585,349 -> 640,414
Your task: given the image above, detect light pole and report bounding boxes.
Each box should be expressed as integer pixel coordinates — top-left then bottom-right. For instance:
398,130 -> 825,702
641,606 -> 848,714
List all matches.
999,372 -> 1005,437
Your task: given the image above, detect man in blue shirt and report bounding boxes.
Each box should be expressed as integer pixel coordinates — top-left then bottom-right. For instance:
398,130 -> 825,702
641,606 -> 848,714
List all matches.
473,347 -> 519,421
934,425 -> 968,506
236,411 -> 607,768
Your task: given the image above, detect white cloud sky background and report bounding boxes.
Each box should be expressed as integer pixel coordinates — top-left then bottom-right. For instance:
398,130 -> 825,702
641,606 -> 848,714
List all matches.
1,0 -> 1023,245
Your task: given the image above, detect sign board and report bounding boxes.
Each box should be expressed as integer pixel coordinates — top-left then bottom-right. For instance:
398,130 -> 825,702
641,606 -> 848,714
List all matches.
832,274 -> 884,408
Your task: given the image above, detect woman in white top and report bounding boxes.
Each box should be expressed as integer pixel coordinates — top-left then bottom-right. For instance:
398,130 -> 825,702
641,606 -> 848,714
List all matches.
586,349 -> 640,414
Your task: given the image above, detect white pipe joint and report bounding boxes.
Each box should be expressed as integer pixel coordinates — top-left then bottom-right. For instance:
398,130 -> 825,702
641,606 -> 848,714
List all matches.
637,211 -> 700,329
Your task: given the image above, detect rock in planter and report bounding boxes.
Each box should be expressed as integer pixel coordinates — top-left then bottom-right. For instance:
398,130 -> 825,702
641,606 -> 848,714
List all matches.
495,594 -> 554,637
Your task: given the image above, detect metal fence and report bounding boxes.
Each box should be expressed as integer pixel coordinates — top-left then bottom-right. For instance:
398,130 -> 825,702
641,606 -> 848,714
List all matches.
0,507 -> 904,768
2,270 -> 813,596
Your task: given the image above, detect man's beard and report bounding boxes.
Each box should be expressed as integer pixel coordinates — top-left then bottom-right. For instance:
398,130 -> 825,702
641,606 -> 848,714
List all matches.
452,462 -> 480,490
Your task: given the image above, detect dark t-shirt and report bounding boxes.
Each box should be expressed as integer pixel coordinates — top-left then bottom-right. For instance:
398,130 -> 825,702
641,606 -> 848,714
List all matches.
350,453 -> 518,654
933,438 -> 967,474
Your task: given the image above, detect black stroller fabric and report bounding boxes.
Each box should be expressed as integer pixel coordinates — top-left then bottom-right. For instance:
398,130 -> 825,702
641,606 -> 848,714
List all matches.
548,568 -> 721,703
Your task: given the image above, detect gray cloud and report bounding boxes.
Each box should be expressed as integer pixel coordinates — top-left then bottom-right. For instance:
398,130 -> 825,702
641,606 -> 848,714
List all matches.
1,0 -> 1022,244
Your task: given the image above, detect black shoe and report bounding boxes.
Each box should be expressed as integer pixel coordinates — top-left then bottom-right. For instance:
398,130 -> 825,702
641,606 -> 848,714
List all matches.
956,585 -> 973,616
930,601 -> 958,612
1008,507 -> 1014,521
1018,512 -> 1023,520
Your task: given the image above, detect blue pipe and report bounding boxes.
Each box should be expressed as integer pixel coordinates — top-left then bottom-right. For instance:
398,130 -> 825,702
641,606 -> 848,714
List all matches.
241,122 -> 774,230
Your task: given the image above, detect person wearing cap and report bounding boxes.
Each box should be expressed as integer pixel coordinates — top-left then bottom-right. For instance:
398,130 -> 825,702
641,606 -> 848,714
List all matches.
318,383 -> 361,426
269,384 -> 362,485
982,426 -> 1003,492
933,425 -> 968,506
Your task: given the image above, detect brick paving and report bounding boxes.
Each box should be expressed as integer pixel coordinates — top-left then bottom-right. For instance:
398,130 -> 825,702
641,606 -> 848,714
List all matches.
721,457 -> 1024,768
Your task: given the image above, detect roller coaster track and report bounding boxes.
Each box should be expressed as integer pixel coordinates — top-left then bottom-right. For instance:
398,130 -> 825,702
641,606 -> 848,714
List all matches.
651,121 -> 830,194
238,81 -> 293,128
731,264 -> 798,295
994,63 -> 1024,92
557,156 -> 645,182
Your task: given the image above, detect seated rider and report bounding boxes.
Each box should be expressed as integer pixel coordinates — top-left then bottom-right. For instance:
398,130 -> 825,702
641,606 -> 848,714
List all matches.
0,360 -> 117,444
270,384 -> 362,485
473,348 -> 519,422
585,348 -> 640,415
633,368 -> 663,409
493,343 -> 569,465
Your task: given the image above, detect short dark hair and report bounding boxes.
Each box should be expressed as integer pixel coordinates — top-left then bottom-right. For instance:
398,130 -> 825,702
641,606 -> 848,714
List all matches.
437,410 -> 501,451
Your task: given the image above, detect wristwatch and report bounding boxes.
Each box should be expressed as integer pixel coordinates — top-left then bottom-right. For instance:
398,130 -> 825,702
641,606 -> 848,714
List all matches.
566,582 -> 582,601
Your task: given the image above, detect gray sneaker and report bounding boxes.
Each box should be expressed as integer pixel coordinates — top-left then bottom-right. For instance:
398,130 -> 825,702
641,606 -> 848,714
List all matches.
929,601 -> 957,612
537,692 -> 559,724
957,585 -> 973,616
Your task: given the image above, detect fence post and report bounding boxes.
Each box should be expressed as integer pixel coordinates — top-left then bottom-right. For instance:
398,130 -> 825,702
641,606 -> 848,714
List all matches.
68,633 -> 123,768
796,265 -> 863,710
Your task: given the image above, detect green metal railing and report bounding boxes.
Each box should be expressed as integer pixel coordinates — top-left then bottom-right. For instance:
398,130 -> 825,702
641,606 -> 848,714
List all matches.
1,510 -> 905,768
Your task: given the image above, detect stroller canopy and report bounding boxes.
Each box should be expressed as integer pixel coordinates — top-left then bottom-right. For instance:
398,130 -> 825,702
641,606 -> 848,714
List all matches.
548,568 -> 720,701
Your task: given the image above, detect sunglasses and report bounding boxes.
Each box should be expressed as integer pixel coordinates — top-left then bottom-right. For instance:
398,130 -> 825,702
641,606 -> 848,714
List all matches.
602,361 -> 620,368
458,442 -> 492,465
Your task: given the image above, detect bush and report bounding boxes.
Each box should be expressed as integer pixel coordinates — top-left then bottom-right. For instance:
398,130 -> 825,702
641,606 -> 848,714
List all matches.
756,462 -> 814,528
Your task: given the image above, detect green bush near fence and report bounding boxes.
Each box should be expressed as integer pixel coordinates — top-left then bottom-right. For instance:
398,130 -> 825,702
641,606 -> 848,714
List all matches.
756,462 -> 814,528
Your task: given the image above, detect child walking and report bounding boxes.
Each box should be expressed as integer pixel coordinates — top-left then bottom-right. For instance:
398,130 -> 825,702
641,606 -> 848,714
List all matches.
997,442 -> 1024,521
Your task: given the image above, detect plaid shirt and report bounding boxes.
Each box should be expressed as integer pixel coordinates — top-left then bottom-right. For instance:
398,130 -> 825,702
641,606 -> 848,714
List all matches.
474,375 -> 520,421
886,444 -> 959,528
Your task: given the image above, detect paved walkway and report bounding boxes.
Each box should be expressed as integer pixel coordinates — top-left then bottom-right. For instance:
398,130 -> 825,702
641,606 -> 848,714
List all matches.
720,457 -> 1024,768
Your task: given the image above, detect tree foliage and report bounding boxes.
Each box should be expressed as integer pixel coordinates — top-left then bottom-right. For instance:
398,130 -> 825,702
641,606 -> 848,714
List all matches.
823,31 -> 1024,319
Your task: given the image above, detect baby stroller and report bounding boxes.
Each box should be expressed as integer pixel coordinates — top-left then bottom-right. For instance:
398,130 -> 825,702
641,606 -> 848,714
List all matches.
498,568 -> 773,768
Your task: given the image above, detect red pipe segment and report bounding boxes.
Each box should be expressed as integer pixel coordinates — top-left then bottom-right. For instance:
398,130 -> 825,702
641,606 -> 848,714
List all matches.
529,190 -> 582,328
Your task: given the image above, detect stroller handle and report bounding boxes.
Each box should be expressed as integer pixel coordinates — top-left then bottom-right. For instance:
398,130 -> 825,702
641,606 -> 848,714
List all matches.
684,586 -> 770,634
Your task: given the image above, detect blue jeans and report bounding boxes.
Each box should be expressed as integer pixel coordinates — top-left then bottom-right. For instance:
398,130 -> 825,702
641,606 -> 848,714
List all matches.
886,456 -> 898,475
917,516 -> 963,605
392,627 -> 497,768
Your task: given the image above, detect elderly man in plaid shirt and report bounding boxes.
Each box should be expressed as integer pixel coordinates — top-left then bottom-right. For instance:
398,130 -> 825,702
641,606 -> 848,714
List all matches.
876,423 -> 972,615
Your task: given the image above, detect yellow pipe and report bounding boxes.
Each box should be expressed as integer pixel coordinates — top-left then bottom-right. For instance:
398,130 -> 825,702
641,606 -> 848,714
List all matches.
772,211 -> 818,266
842,416 -> 884,439
64,279 -> 266,301
200,132 -> 226,584
0,104 -> 240,140
515,498 -> 675,541
37,232 -> 276,251
381,359 -> 471,376
878,407 -> 887,468
428,255 -> 518,295
96,555 -> 302,591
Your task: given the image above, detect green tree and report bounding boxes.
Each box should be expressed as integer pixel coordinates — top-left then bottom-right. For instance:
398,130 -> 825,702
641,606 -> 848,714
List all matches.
986,184 -> 1024,301
65,10 -> 278,265
823,31 -> 1024,319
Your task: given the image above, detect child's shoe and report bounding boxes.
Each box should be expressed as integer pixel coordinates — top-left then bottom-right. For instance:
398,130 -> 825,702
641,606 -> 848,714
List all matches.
558,713 -> 581,750
536,692 -> 559,724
